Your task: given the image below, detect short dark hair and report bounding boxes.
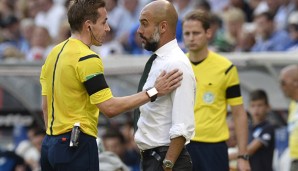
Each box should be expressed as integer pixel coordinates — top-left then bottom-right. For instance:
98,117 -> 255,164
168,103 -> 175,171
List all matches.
182,10 -> 211,31
67,0 -> 106,32
249,89 -> 269,105
254,11 -> 274,21
102,129 -> 125,144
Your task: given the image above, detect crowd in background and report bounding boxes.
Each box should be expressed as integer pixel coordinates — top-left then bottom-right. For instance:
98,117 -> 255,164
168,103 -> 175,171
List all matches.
0,0 -> 297,171
1,0 -> 298,62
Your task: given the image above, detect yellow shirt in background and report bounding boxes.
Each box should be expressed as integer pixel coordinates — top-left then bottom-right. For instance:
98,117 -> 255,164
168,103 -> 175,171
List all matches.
187,51 -> 243,142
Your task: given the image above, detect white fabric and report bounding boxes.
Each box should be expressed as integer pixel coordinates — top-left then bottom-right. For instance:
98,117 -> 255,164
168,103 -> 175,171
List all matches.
254,1 -> 269,16
107,5 -> 126,31
208,0 -> 229,14
134,39 -> 196,150
35,4 -> 66,39
273,148 -> 291,171
115,6 -> 141,39
98,151 -> 130,171
173,0 -> 196,20
15,140 -> 40,162
91,40 -> 124,58
274,3 -> 295,31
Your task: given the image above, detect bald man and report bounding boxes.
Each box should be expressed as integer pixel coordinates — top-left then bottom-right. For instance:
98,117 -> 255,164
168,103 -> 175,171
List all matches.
279,65 -> 298,171
134,1 -> 196,171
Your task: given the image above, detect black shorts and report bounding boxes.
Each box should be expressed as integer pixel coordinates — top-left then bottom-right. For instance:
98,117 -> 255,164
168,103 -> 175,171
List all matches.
40,131 -> 99,171
186,141 -> 229,171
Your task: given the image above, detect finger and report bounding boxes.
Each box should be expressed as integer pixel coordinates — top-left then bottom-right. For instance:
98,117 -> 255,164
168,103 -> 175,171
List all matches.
165,69 -> 179,79
158,70 -> 166,78
169,82 -> 181,89
167,71 -> 183,82
168,75 -> 183,86
168,75 -> 183,87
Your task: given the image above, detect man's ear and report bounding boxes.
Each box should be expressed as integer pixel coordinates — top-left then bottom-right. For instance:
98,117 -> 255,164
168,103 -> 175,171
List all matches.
294,80 -> 298,87
84,20 -> 92,31
159,21 -> 167,33
206,28 -> 212,39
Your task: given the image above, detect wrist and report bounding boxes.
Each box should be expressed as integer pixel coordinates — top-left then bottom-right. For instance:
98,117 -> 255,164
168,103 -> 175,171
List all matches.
237,154 -> 250,161
163,159 -> 174,169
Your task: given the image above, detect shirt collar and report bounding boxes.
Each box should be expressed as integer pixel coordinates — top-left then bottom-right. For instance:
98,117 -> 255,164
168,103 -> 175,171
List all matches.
154,39 -> 178,58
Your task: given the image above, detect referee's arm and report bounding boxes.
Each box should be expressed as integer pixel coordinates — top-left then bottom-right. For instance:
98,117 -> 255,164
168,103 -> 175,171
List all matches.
97,69 -> 182,118
42,95 -> 48,129
231,104 -> 250,171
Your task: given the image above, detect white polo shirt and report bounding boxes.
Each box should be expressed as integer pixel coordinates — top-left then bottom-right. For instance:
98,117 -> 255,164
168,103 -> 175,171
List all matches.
134,39 -> 196,150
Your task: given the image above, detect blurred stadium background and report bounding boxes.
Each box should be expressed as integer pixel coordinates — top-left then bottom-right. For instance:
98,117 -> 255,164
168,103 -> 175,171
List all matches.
1,0 -> 298,170
0,52 -> 296,147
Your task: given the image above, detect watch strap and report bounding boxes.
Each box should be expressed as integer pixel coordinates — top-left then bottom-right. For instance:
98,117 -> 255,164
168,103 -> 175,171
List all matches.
237,154 -> 250,160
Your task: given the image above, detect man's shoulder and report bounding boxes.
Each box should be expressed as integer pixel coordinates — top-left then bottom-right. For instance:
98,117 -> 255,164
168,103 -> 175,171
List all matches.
209,51 -> 231,62
208,51 -> 234,69
166,50 -> 192,68
66,39 -> 100,59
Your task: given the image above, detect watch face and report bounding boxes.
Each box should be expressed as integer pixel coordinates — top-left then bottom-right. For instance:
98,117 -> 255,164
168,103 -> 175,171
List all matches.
243,155 -> 249,160
147,87 -> 158,97
146,87 -> 158,102
163,160 -> 174,168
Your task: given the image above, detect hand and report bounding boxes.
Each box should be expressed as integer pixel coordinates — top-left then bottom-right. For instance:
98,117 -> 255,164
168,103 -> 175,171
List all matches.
163,167 -> 172,171
154,69 -> 183,96
237,159 -> 251,171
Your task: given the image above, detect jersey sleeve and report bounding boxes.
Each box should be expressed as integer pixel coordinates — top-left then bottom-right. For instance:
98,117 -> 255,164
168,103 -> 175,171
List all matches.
225,64 -> 243,106
76,54 -> 113,104
256,126 -> 274,147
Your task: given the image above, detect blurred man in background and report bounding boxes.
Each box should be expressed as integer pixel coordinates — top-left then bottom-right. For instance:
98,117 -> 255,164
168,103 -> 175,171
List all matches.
182,10 -> 250,171
279,65 -> 298,171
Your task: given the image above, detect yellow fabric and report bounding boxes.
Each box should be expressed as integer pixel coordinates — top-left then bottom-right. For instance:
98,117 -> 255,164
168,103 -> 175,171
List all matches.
187,51 -> 243,142
288,101 -> 298,159
40,38 -> 113,138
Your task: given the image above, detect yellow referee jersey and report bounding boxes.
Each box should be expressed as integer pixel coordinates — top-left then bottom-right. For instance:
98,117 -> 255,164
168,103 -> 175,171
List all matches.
288,101 -> 298,159
40,38 -> 113,138
188,51 -> 243,142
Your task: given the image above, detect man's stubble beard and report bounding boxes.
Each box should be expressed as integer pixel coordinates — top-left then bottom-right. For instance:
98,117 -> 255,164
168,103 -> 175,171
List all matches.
143,27 -> 160,52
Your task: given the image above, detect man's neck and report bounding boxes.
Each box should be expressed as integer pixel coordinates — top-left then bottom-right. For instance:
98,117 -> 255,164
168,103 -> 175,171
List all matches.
189,48 -> 209,63
293,94 -> 298,102
71,33 -> 91,48
252,119 -> 265,126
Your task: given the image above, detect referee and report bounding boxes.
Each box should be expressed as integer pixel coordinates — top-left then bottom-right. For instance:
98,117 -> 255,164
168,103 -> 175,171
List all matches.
39,0 -> 182,170
182,10 -> 250,171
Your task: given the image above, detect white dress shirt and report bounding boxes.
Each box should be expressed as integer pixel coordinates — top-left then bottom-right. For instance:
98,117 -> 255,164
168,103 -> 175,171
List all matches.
134,39 -> 196,150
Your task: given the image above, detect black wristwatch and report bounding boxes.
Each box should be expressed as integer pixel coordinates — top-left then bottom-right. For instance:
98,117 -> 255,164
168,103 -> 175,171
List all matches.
237,154 -> 250,161
163,159 -> 174,169
146,87 -> 158,102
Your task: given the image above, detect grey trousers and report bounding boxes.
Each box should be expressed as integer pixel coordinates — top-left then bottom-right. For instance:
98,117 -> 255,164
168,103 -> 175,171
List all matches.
290,160 -> 298,171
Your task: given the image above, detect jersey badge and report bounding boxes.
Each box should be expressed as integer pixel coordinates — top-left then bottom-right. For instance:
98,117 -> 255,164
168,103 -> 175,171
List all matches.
203,92 -> 214,104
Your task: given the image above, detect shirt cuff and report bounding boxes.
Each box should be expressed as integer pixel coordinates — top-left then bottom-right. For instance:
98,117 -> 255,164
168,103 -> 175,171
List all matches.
169,123 -> 194,143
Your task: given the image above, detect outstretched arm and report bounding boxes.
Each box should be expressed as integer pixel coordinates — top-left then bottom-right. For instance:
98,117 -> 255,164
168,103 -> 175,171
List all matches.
97,69 -> 183,118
